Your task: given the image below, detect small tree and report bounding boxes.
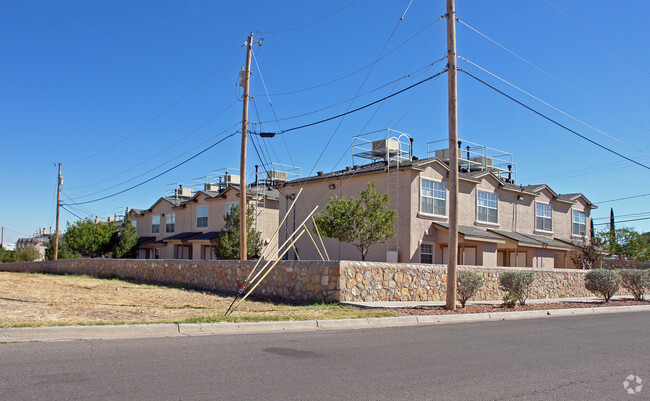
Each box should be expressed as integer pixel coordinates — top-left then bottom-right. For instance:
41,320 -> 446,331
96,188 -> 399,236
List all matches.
113,217 -> 138,259
499,271 -> 536,306
62,218 -> 118,258
213,202 -> 262,260
44,236 -> 80,260
14,245 -> 41,262
619,269 -> 649,301
0,248 -> 15,263
456,270 -> 484,307
585,269 -> 620,302
569,240 -> 601,269
313,181 -> 397,261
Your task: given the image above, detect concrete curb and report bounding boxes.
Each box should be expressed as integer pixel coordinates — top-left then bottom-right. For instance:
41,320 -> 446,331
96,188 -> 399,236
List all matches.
2,305 -> 649,343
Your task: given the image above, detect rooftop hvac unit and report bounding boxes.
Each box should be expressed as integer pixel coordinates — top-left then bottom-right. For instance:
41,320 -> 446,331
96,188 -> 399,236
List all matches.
223,174 -> 240,185
469,156 -> 492,171
434,148 -> 462,161
267,170 -> 287,183
175,187 -> 194,198
204,182 -> 220,191
371,139 -> 399,158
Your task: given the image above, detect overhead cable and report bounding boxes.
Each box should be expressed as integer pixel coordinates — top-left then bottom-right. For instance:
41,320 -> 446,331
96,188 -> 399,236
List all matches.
543,0 -> 650,76
595,193 -> 650,204
459,68 -> 650,171
62,132 -> 238,206
594,216 -> 650,226
65,47 -> 241,165
261,0 -> 359,34
456,17 -> 650,134
256,68 -> 447,136
458,56 -> 649,157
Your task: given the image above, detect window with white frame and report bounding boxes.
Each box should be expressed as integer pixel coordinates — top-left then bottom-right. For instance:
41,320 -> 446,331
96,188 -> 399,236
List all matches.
572,210 -> 586,236
166,213 -> 175,233
197,206 -> 208,228
420,179 -> 446,216
535,203 -> 552,232
151,215 -> 160,233
477,191 -> 498,223
420,244 -> 433,264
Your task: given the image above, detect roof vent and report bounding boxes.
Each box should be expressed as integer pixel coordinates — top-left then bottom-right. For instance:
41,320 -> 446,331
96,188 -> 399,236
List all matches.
317,171 -> 324,176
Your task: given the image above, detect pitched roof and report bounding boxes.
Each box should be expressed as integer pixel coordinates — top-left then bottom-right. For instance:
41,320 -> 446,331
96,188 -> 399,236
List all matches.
488,229 -> 573,250
187,231 -> 223,241
163,232 -> 202,241
433,222 -> 506,243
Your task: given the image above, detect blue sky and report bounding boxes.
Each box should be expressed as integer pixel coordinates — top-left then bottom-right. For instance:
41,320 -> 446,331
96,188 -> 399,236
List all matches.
1,0 -> 649,244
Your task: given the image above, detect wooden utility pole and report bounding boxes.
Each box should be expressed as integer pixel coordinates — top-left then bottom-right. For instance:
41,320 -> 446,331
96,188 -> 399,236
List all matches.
239,33 -> 254,261
54,163 -> 62,261
446,0 -> 459,311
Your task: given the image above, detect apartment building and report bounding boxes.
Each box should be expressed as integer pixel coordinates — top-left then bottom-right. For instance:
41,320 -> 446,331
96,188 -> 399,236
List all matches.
131,175 -> 280,260
277,136 -> 596,269
14,228 -> 51,261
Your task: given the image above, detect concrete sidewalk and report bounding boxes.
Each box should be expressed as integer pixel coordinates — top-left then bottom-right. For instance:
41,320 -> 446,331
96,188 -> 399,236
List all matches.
341,295 -> 636,308
1,297 -> 648,343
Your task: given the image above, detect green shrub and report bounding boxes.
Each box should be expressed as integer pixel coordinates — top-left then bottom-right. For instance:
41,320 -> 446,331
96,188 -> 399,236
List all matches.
498,271 -> 536,306
456,270 -> 484,307
585,269 -> 621,302
619,269 -> 649,301
501,291 -> 519,308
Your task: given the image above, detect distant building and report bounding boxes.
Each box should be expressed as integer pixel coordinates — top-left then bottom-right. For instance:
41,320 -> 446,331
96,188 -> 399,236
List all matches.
15,228 -> 51,260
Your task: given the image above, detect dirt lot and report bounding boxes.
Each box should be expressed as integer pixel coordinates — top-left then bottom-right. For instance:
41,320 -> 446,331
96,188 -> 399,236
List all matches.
0,272 -> 393,328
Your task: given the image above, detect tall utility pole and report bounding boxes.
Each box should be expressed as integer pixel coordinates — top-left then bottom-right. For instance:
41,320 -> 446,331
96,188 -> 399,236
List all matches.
239,33 -> 254,261
446,0 -> 459,311
54,163 -> 62,261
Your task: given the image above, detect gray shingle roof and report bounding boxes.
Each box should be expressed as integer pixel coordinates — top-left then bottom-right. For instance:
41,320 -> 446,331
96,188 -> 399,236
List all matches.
433,222 -> 506,242
488,229 -> 573,250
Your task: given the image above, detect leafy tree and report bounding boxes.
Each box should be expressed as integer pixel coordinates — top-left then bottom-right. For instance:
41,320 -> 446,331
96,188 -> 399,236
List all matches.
598,228 -> 650,261
585,269 -> 620,302
0,247 -> 15,263
60,218 -> 118,258
456,270 -> 484,307
14,245 -> 42,262
213,202 -> 262,260
313,181 -> 397,261
44,236 -> 80,260
113,217 -> 138,259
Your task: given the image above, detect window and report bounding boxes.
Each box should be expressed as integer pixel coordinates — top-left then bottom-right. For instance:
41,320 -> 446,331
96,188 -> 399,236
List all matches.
166,213 -> 175,233
226,202 -> 238,215
151,215 -> 160,233
477,191 -> 498,223
572,210 -> 586,236
420,179 -> 446,216
132,220 -> 137,230
420,244 -> 433,264
197,206 -> 208,228
535,203 -> 552,232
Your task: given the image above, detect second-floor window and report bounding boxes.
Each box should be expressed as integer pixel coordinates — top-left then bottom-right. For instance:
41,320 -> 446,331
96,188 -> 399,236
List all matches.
535,203 -> 552,232
197,206 -> 208,228
421,179 -> 446,216
572,210 -> 586,236
166,213 -> 175,233
477,191 -> 498,224
151,215 -> 160,233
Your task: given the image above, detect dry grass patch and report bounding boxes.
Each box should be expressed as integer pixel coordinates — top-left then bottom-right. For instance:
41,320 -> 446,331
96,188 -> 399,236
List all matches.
0,272 -> 394,328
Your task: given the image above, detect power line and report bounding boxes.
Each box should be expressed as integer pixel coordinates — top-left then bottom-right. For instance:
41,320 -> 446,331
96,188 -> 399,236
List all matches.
459,68 -> 650,171
261,0 -> 360,34
594,216 -> 650,226
255,19 -> 443,97
62,132 -> 238,206
261,68 -> 447,136
65,47 -> 241,165
60,205 -> 84,220
543,0 -> 650,76
456,17 -> 650,134
595,193 -> 650,204
458,55 -> 649,157
593,211 -> 650,221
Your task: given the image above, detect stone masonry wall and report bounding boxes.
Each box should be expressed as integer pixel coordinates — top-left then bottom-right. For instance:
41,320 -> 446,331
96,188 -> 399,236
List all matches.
338,261 -> 618,302
1,259 -> 624,304
0,259 -> 341,302
602,259 -> 650,270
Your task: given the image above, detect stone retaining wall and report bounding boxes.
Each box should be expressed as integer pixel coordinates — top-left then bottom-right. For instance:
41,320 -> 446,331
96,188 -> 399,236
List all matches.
0,259 -> 341,302
602,259 -> 650,270
0,259 -> 626,303
337,262 -> 625,302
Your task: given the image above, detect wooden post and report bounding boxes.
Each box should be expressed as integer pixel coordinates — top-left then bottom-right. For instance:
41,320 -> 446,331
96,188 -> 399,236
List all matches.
53,163 -> 62,261
240,33 -> 253,261
446,0 -> 459,311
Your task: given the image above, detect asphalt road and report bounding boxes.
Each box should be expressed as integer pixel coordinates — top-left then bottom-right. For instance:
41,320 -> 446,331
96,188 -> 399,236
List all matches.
0,312 -> 648,401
